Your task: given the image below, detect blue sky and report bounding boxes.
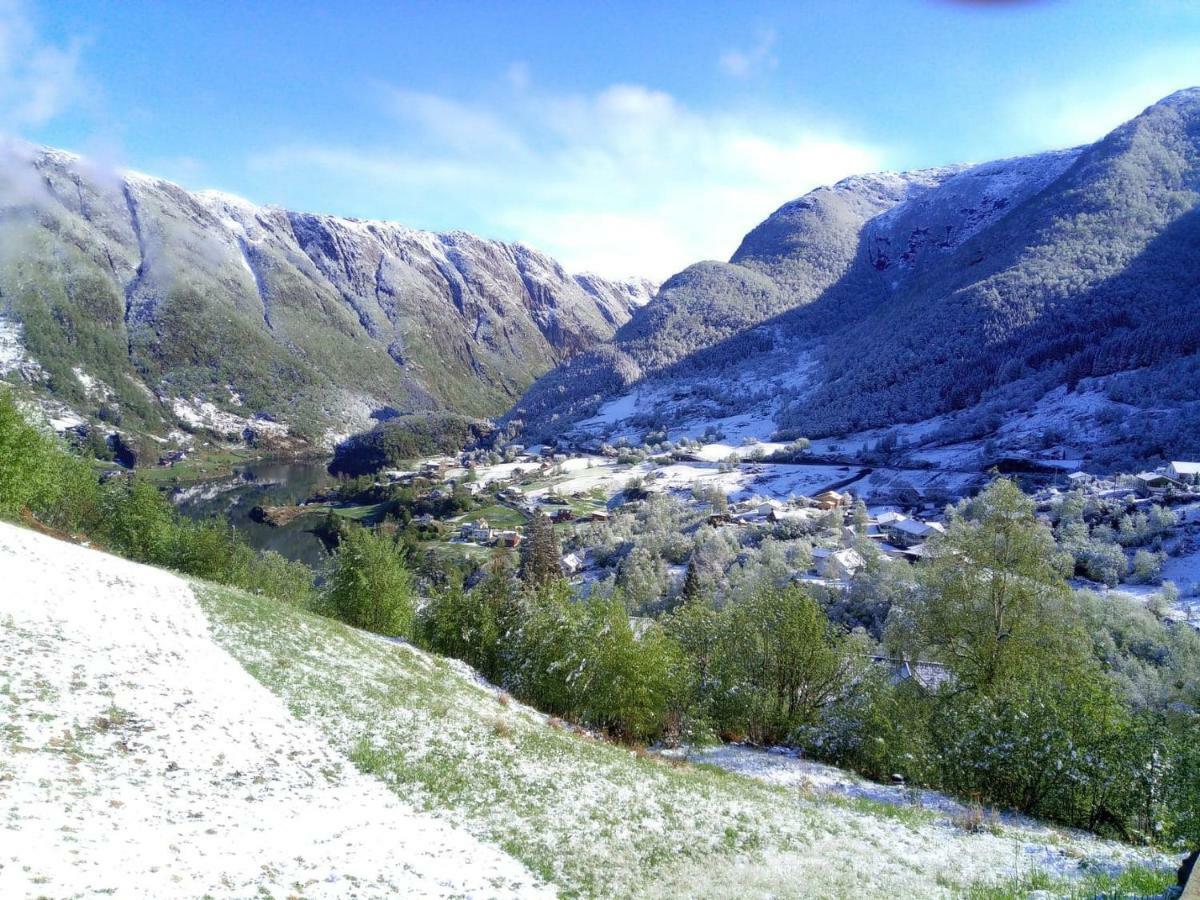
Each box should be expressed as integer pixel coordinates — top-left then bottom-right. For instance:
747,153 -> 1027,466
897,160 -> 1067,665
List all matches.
3,0 -> 1200,279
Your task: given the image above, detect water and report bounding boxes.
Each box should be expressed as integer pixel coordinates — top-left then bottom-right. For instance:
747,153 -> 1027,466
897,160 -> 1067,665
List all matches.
172,459 -> 337,570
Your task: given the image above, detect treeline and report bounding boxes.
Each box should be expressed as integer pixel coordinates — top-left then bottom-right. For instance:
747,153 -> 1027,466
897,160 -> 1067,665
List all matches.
0,393 -> 315,604
329,412 -> 491,476
319,483 -> 1200,847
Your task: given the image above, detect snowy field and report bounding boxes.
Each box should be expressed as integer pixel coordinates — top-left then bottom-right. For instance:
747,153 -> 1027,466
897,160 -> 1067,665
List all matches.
0,523 -> 547,899
683,745 -> 1176,882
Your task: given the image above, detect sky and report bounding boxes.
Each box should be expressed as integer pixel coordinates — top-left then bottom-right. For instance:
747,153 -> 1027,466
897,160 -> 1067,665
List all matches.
2,0 -> 1200,280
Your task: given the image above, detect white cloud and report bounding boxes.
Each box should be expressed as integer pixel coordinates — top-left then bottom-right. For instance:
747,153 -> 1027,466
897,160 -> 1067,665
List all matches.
719,29 -> 778,79
0,0 -> 88,129
1004,47 -> 1200,149
250,80 -> 883,280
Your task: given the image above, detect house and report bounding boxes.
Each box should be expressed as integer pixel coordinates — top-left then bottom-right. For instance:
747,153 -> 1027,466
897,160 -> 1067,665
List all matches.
1168,461 -> 1200,483
421,459 -> 450,477
586,510 -> 611,523
1066,471 -> 1093,486
551,509 -> 576,524
882,517 -> 945,549
561,552 -> 584,575
813,547 -> 866,581
869,656 -> 952,692
770,507 -> 816,526
813,490 -> 847,510
460,519 -> 494,543
1134,471 -> 1183,497
157,449 -> 188,466
495,530 -> 522,548
750,498 -> 786,517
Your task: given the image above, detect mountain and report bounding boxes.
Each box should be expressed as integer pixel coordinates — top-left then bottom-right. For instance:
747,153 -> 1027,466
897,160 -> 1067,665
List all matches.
0,142 -> 654,451
509,89 -> 1200,471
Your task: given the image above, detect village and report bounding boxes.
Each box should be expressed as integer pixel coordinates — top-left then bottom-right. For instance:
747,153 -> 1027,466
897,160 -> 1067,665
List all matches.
327,434 -> 1200,630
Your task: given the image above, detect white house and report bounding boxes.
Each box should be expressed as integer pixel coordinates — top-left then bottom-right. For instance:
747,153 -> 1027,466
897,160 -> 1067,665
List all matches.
562,552 -> 584,575
460,520 -> 495,543
1168,461 -> 1200,482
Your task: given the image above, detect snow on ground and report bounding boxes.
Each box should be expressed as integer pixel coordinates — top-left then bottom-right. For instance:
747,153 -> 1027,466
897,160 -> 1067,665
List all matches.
171,396 -> 288,438
683,744 -> 1174,882
690,441 -> 788,462
0,523 -> 549,899
72,366 -> 112,401
1108,546 -> 1200,625
0,318 -> 42,381
16,396 -> 87,433
469,460 -> 544,486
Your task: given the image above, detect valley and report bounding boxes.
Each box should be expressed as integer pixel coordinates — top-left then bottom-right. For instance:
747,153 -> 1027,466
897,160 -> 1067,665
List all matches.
2,20 -> 1200,895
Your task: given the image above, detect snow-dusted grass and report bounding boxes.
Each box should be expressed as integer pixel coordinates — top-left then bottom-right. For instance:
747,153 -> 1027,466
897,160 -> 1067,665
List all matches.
196,580 -> 1179,899
682,746 -> 1175,882
0,523 -> 546,899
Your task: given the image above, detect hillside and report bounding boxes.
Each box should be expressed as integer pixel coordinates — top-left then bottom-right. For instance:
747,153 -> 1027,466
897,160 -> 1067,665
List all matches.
0,141 -> 653,453
509,89 -> 1200,472
0,521 -> 1177,898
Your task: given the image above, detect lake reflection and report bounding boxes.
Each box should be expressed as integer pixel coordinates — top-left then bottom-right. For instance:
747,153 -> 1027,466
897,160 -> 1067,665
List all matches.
172,459 -> 336,570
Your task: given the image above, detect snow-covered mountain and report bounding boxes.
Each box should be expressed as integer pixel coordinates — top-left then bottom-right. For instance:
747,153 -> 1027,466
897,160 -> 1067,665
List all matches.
0,143 -> 654,448
509,88 -> 1200,472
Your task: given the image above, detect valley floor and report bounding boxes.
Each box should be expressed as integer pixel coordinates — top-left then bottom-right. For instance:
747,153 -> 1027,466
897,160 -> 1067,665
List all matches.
0,521 -> 1181,898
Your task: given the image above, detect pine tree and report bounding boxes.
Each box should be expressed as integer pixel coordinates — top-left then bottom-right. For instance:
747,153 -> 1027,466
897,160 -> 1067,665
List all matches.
680,558 -> 705,604
519,510 -> 562,585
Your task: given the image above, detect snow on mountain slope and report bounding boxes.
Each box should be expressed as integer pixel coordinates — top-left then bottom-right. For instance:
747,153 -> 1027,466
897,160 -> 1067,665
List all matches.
0,139 -> 647,447
0,522 -> 549,899
512,90 -> 1200,472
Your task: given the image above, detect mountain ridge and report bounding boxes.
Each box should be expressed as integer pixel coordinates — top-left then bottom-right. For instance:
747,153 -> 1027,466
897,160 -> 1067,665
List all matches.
0,141 -> 654,452
507,88 -> 1200,471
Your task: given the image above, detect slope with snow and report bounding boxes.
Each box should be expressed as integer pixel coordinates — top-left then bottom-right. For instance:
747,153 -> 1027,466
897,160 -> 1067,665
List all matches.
0,522 -> 548,899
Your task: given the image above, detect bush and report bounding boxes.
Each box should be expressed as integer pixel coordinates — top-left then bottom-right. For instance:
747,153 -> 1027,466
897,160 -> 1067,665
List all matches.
711,585 -> 856,744
0,393 -> 69,519
324,525 -> 415,637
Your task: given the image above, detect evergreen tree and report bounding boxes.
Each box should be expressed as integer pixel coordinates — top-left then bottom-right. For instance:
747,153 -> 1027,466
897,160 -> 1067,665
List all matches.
852,499 -> 869,532
519,511 -> 562,586
680,558 -> 705,604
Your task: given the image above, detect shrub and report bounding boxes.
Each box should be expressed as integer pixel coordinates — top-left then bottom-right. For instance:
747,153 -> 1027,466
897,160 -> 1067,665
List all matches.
324,525 -> 415,637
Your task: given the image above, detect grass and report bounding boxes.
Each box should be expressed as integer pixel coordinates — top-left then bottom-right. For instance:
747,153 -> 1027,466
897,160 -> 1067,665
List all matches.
140,446 -> 266,485
192,580 -> 1175,899
453,503 -> 527,529
329,502 -> 390,524
963,863 -> 1176,899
